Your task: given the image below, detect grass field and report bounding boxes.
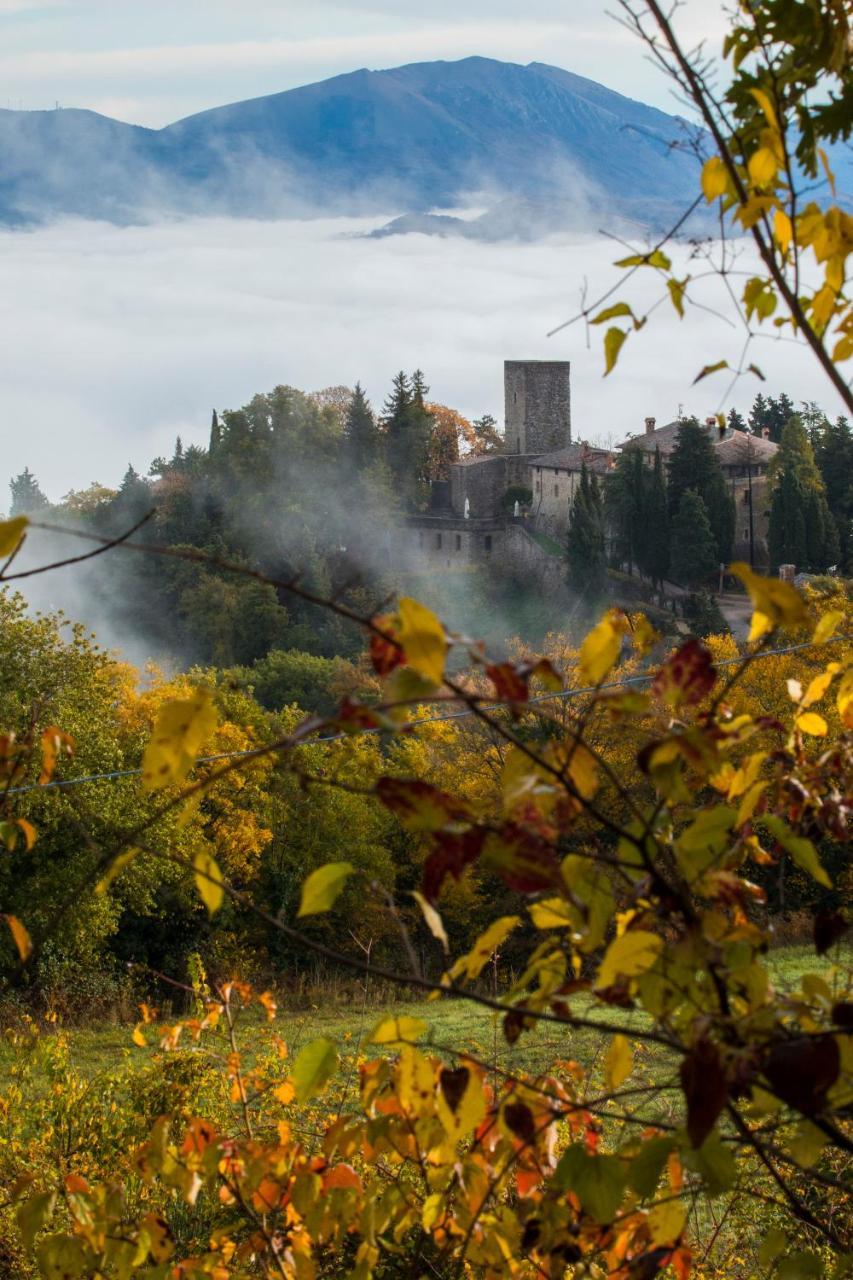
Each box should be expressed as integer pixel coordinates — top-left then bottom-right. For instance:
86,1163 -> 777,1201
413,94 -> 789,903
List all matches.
2,943 -> 847,1093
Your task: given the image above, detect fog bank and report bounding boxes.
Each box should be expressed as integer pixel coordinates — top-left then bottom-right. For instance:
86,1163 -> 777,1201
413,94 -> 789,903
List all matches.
1,214 -> 845,500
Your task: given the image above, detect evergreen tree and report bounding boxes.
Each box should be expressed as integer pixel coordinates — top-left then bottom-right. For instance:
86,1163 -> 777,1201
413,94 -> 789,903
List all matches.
9,467 -> 49,516
749,391 -> 795,442
567,463 -> 606,600
769,416 -> 838,570
343,383 -> 380,472
639,448 -> 670,585
471,414 -> 502,455
813,415 -> 853,570
666,418 -> 734,563
748,393 -> 768,436
382,371 -> 432,508
769,468 -> 808,570
209,410 -> 221,457
604,449 -> 645,574
670,490 -> 718,589
727,407 -> 747,432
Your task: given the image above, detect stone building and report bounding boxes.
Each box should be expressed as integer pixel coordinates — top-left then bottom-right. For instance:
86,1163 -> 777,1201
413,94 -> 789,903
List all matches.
531,443 -> 612,539
616,415 -> 778,564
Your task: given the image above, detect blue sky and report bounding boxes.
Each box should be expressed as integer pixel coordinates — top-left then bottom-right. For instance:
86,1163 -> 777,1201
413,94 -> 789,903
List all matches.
1,0 -> 727,126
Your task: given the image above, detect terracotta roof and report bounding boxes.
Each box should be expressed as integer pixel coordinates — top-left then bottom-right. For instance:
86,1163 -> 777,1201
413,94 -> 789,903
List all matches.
454,452 -> 507,467
531,443 -> 611,473
714,431 -> 778,465
617,420 -> 683,452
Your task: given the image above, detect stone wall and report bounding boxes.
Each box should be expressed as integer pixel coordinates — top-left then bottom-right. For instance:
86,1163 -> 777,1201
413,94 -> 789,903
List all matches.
397,515 -> 506,573
531,464 -> 581,538
504,521 -> 566,592
449,455 -> 507,519
504,361 -> 572,456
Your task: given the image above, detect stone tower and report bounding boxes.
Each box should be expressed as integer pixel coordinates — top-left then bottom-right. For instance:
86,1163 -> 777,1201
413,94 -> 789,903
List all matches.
504,360 -> 571,456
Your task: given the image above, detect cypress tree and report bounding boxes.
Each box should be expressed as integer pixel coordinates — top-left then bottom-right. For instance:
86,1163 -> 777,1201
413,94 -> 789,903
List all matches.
769,416 -> 837,569
814,415 -> 853,570
209,410 -> 221,457
640,448 -> 670,586
567,463 -> 607,600
769,469 -> 808,570
604,449 -> 645,574
667,418 -> 734,564
670,490 -> 717,589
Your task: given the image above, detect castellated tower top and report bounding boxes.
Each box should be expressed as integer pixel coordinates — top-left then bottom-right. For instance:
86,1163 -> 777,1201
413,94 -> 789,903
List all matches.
504,360 -> 571,456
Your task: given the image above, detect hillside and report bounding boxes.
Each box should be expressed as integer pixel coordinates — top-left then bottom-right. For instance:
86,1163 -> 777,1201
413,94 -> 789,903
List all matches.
0,57 -> 707,234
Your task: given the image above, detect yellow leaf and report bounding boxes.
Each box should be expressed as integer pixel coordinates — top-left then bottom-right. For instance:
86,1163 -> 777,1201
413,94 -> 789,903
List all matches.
730,563 -> 808,641
604,1034 -> 633,1090
838,669 -> 853,729
450,916 -> 520,982
142,689 -> 218,792
274,1081 -> 295,1104
194,849 -> 224,915
701,156 -> 728,201
95,848 -> 140,895
579,610 -> 628,685
411,890 -> 449,953
748,147 -> 778,185
796,712 -> 827,736
774,208 -> 793,253
397,1046 -> 435,1117
397,597 -> 446,687
813,610 -> 843,644
436,1065 -> 485,1142
5,914 -> 32,961
603,327 -> 627,376
750,88 -> 779,130
297,862 -> 354,916
737,780 -> 767,827
369,1015 -> 428,1045
802,669 -> 836,708
597,930 -> 663,989
529,896 -> 573,929
132,1025 -> 147,1048
647,1199 -> 687,1246
0,515 -> 28,558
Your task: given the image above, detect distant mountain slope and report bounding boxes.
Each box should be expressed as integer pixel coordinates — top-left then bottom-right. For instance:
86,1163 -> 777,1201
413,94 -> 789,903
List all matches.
8,55 -> 840,236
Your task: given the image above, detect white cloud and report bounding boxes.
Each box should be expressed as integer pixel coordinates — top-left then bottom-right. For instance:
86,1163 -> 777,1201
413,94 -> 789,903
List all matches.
1,214 -> 842,505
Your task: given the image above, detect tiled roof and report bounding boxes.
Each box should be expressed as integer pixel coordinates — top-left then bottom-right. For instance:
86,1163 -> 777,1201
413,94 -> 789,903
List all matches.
531,444 -> 611,473
714,431 -> 778,464
617,420 -> 682,452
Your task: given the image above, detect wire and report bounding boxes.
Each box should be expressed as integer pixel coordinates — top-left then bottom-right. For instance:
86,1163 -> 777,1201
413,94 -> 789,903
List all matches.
5,635 -> 848,798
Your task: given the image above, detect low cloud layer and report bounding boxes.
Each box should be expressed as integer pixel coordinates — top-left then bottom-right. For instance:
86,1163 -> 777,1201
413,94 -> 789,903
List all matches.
1,214 -> 846,503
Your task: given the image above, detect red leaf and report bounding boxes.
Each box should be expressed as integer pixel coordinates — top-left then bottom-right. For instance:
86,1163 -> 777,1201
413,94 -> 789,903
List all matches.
484,825 -> 561,894
376,777 -> 471,831
652,639 -> 716,708
814,910 -> 848,955
439,1065 -> 470,1112
763,1035 -> 840,1114
680,1039 -> 728,1147
423,829 -> 485,902
504,1100 -> 537,1145
369,615 -> 403,677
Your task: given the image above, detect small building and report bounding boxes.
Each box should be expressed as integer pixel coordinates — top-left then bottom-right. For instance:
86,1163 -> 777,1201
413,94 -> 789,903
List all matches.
530,443 -> 612,539
616,415 -> 778,565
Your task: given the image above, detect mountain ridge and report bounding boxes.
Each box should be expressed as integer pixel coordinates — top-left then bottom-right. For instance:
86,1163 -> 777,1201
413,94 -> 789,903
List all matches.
0,56 -> 717,235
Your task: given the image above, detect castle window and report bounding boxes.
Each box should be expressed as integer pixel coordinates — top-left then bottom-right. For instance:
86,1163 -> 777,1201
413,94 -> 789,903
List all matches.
436,533 -> 442,550
484,535 -> 493,553
455,534 -> 461,551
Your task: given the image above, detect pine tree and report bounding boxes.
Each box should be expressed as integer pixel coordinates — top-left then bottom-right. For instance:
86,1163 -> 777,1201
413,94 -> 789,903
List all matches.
344,383 -> 380,472
667,418 -> 734,564
9,467 -> 49,516
727,407 -> 747,432
639,448 -> 670,585
604,451 -> 639,573
670,490 -> 717,588
748,393 -> 769,436
382,371 -> 432,508
567,463 -> 606,600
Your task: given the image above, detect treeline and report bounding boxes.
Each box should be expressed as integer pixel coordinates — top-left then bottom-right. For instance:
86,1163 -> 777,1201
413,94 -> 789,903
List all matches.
567,402 -> 850,611
6,374 -> 498,670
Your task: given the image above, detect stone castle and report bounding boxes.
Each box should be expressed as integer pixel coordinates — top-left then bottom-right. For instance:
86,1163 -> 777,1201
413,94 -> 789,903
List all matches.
394,358 -> 777,578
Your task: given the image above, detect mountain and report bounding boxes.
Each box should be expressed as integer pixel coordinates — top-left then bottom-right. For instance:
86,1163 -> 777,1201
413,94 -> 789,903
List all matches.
0,57 -> 726,235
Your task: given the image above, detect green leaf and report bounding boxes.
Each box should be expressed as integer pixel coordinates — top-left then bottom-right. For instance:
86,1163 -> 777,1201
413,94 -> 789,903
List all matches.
555,1145 -> 626,1222
682,1133 -> 735,1196
759,1227 -> 789,1267
777,1253 -> 824,1280
35,1234 -> 88,1280
603,327 -> 628,376
17,1190 -> 57,1249
597,930 -> 663,988
297,862 -> 355,917
614,250 -> 672,270
369,1015 -> 428,1045
291,1037 -> 339,1103
762,816 -> 831,889
193,849 -> 224,915
628,1136 -> 675,1197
